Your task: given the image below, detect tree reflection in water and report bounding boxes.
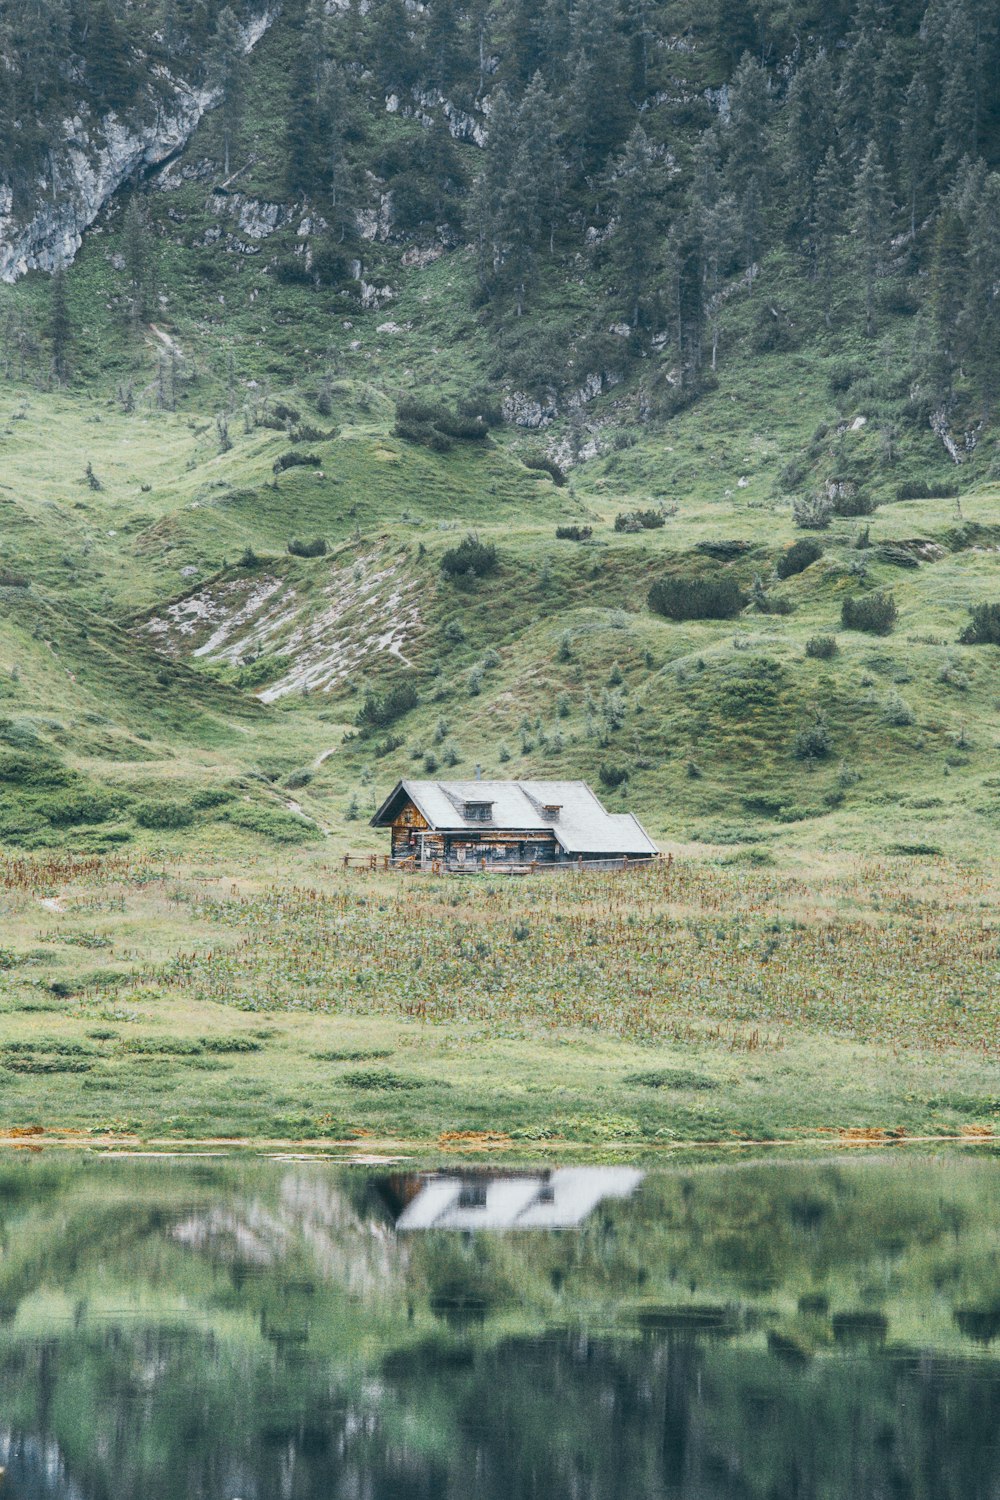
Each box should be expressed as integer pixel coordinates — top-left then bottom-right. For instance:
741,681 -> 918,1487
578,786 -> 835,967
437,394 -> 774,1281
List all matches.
0,1158 -> 995,1498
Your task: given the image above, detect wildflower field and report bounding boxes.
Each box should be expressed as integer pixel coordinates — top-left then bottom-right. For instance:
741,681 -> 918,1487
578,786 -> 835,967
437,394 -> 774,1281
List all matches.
0,848 -> 997,1152
168,857 -> 999,1055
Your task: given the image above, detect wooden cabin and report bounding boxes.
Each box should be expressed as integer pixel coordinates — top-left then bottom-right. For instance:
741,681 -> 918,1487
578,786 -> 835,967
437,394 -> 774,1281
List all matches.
370,779 -> 658,871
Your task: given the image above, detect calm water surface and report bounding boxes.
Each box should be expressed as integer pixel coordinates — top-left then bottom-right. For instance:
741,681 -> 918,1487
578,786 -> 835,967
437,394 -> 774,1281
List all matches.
0,1155 -> 998,1498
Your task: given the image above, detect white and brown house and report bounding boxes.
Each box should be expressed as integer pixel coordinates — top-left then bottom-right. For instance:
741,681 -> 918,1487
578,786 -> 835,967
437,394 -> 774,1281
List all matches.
370,779 -> 658,871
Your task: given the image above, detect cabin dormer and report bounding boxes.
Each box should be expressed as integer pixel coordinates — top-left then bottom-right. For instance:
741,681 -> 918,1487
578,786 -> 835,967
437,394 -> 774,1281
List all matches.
463,800 -> 494,823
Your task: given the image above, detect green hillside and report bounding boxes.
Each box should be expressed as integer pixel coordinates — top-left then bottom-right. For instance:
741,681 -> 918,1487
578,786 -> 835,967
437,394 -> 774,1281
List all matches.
0,0 -> 998,860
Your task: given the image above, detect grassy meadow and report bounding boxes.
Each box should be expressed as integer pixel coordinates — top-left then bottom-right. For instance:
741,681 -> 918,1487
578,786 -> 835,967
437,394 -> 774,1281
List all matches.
0,845 -> 997,1154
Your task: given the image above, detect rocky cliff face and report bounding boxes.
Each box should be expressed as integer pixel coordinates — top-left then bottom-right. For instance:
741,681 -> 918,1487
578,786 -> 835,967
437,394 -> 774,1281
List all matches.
0,10 -> 276,284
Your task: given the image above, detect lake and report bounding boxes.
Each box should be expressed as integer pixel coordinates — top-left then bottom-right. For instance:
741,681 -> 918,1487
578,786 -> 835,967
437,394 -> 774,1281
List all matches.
0,1154 -> 998,1497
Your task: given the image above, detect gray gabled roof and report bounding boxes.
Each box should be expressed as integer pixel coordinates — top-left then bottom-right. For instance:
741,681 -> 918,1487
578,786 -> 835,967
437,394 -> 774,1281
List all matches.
370,779 -> 658,856
395,1168 -> 644,1232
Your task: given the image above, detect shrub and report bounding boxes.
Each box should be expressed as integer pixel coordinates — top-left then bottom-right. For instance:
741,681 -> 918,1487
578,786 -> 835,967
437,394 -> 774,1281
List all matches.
959,603 -> 1000,645
357,681 -> 419,729
614,508 -> 665,533
776,538 -> 823,579
440,533 -> 498,580
467,666 -> 483,696
841,591 -> 897,635
375,733 -> 404,757
395,416 -> 452,452
805,634 -> 838,659
237,546 -> 263,570
0,568 -> 29,588
223,804 -> 318,842
695,539 -> 752,561
288,537 -> 327,558
896,479 -> 959,501
555,525 -> 592,541
133,799 -> 193,829
273,451 -> 322,474
648,573 -> 745,621
343,1068 -> 422,1090
457,392 -> 503,428
793,494 -> 834,529
599,761 -> 630,788
832,490 -> 876,518
882,690 -> 915,726
46,790 -> 119,826
394,398 -> 488,451
792,717 -> 832,760
523,454 -> 566,485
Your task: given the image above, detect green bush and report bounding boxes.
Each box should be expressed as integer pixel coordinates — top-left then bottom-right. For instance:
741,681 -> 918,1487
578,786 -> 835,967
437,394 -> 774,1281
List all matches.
46,790 -> 119,826
614,509 -> 665,533
134,799 -> 194,829
793,718 -> 833,760
440,533 -> 498,580
395,416 -> 452,452
695,539 -> 752,560
776,539 -> 823,579
555,525 -> 592,541
288,537 -> 328,558
624,1068 -> 718,1090
792,495 -> 834,529
0,568 -> 29,588
649,574 -> 745,621
599,761 -> 630,788
959,603 -> 1000,645
273,451 -> 322,474
0,753 -> 72,789
832,490 -> 876,518
805,635 -> 838,659
524,454 -> 567,486
394,398 -> 489,450
896,479 -> 959,501
223,804 -> 318,843
841,591 -> 897,635
357,681 -> 419,729
342,1068 -> 422,1090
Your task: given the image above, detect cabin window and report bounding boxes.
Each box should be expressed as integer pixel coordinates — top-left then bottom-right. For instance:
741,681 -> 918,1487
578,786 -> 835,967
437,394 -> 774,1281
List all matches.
463,801 -> 493,822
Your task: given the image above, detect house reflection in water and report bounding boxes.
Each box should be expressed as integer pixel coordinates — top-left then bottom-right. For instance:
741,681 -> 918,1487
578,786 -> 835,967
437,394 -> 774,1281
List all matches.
382,1168 -> 644,1233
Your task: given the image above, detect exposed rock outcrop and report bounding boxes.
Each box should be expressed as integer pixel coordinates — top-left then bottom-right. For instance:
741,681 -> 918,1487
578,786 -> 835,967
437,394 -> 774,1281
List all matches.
0,10 -> 276,284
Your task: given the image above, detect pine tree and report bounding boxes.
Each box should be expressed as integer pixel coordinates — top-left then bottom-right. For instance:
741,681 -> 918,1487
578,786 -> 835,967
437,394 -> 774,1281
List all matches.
565,0 -> 628,175
810,147 -> 843,314
608,126 -> 664,329
850,140 -> 891,336
784,51 -> 835,246
928,206 -> 969,404
87,2 -> 136,111
48,267 -> 70,383
320,61 -> 356,236
723,54 -> 774,282
284,42 -> 321,196
899,74 -> 933,237
517,73 -> 565,255
207,6 -> 247,177
931,0 -> 980,173
370,0 -> 414,95
123,198 -> 158,330
964,173 -> 1000,418
467,87 -> 517,294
